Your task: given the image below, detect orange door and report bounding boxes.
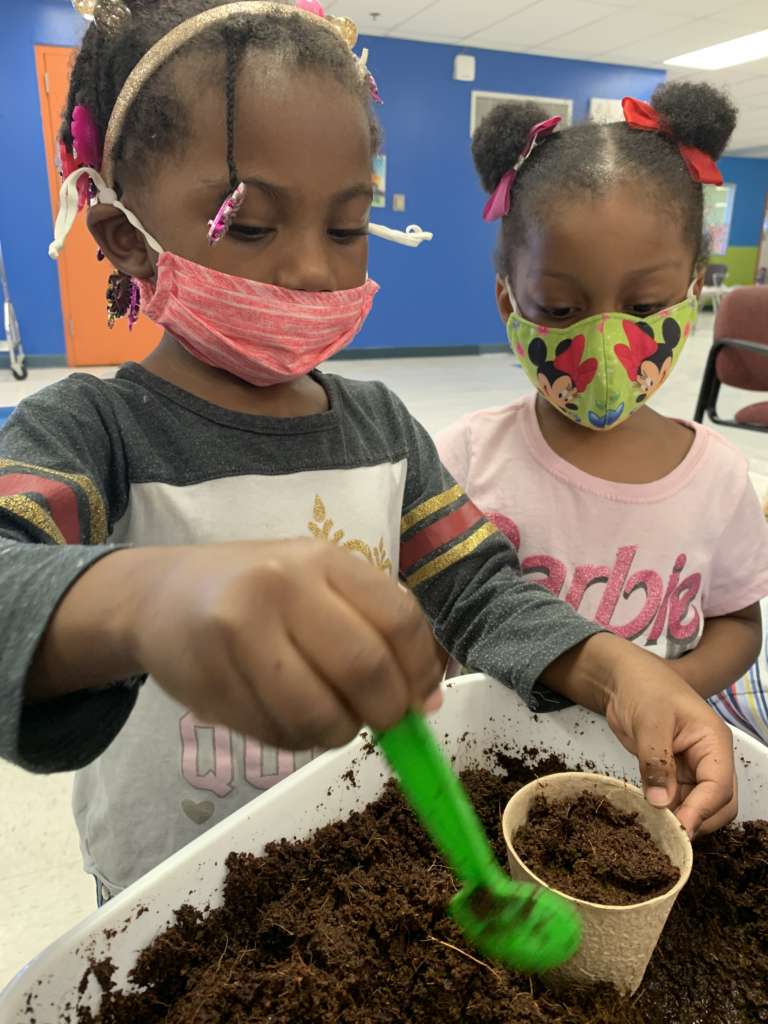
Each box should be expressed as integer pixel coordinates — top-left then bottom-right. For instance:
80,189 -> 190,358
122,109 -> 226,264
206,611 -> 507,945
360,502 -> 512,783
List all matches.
35,45 -> 161,366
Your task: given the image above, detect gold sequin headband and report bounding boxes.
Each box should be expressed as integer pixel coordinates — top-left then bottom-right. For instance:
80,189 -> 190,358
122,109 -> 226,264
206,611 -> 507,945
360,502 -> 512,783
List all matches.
101,1 -> 365,186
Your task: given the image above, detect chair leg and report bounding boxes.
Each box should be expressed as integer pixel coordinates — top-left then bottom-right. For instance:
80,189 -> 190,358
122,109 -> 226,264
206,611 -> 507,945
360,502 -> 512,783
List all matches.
694,344 -> 719,423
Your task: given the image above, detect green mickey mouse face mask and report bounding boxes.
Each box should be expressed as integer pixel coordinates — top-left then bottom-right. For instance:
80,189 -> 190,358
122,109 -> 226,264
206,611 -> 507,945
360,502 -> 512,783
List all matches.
506,284 -> 698,430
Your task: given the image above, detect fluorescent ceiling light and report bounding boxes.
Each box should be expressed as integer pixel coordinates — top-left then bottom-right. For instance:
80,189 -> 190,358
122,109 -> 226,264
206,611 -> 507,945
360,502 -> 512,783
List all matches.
665,29 -> 768,70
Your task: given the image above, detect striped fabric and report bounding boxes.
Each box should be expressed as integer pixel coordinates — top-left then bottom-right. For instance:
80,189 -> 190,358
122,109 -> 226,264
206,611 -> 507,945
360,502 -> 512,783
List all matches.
708,598 -> 768,745
400,484 -> 497,588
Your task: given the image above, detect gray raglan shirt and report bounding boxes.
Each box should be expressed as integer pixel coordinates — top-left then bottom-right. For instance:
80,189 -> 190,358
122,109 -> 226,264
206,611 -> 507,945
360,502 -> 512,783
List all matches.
0,364 -> 599,892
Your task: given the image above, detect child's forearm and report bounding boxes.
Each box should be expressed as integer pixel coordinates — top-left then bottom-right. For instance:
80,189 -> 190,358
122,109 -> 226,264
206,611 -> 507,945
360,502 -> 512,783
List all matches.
669,607 -> 763,699
25,548 -> 158,703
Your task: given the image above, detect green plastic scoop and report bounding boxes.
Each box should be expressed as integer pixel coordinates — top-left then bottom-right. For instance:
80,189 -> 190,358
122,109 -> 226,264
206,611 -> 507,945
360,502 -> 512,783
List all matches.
375,710 -> 581,974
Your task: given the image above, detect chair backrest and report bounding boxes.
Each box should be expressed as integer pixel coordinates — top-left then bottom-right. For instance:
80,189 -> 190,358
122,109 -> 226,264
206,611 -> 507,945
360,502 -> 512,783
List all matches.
714,286 -> 768,391
704,262 -> 728,286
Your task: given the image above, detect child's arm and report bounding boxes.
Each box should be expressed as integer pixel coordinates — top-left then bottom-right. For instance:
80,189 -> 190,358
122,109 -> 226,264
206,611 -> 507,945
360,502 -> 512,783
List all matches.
394,398 -> 735,836
668,605 -> 762,699
0,383 -> 444,774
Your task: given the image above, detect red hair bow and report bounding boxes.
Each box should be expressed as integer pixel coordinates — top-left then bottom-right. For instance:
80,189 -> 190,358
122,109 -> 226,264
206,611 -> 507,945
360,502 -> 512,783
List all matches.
621,96 -> 723,186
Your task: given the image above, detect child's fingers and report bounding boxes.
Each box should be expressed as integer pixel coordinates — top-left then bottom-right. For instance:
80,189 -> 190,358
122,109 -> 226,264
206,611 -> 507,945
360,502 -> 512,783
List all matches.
286,584 -> 412,732
322,547 -> 444,701
632,715 -> 679,812
422,686 -> 443,714
236,632 -> 362,750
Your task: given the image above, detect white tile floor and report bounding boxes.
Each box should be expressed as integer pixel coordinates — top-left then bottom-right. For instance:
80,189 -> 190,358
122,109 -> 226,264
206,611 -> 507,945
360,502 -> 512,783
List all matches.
0,312 -> 765,990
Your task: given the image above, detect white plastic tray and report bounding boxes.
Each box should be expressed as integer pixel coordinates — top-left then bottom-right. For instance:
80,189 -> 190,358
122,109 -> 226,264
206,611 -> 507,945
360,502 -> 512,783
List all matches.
4,674 -> 767,1022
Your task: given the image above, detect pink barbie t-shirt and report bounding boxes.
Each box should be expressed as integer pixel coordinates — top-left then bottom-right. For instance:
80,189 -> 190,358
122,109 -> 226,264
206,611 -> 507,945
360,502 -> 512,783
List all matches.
437,394 -> 768,661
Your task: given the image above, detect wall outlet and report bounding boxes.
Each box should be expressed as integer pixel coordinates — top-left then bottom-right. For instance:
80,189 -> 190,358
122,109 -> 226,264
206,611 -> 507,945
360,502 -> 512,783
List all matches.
392,193 -> 406,212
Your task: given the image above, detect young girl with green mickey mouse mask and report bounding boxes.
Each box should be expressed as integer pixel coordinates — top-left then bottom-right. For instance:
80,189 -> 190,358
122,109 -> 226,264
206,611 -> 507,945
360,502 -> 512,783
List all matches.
438,81 -> 768,742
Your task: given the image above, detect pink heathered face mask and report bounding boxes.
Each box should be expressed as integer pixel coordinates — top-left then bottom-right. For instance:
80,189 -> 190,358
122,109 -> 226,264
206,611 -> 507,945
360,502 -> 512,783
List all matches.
137,252 -> 379,387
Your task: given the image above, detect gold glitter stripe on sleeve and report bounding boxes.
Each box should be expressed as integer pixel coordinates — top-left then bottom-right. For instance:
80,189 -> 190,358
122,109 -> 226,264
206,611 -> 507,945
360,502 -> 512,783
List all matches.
0,459 -> 107,544
400,484 -> 463,535
404,521 -> 497,588
0,495 -> 66,545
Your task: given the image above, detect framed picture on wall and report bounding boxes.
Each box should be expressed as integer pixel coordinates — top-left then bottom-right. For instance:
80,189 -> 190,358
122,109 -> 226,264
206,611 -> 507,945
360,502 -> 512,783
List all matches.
469,91 -> 573,137
588,97 -> 624,123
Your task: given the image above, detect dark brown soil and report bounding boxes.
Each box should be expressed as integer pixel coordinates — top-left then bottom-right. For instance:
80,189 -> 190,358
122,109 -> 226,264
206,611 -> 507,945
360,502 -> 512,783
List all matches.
73,751 -> 768,1024
513,791 -> 680,905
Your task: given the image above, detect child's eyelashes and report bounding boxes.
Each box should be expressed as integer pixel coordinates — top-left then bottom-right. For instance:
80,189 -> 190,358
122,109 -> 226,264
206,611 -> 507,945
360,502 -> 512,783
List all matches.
226,226 -> 368,245
536,302 -> 667,322
539,306 -> 579,322
627,303 -> 664,317
228,225 -> 273,242
328,228 -> 369,245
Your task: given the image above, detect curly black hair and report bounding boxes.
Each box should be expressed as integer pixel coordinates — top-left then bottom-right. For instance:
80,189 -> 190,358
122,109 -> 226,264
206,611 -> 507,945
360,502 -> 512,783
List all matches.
472,81 -> 738,276
61,0 -> 381,194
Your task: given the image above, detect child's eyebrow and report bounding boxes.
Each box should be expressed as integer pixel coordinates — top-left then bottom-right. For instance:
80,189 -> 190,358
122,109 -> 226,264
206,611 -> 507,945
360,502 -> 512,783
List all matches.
622,261 -> 686,278
197,177 -> 373,205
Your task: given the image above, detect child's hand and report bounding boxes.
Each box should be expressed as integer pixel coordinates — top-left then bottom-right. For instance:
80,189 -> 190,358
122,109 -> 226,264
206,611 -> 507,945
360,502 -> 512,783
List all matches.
28,541 -> 444,751
544,634 -> 737,837
130,540 -> 444,749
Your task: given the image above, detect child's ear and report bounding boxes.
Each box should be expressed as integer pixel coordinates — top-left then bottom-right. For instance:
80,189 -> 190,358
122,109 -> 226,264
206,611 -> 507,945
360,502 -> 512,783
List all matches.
496,275 -> 513,322
87,204 -> 156,279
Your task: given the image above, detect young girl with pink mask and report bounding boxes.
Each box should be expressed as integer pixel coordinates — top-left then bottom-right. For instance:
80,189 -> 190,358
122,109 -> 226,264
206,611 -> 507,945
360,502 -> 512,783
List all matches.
0,3 -> 737,903
438,83 -> 768,743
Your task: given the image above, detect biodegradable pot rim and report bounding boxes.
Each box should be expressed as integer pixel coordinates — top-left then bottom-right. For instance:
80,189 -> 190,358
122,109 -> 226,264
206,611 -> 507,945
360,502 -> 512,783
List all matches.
502,771 -> 693,912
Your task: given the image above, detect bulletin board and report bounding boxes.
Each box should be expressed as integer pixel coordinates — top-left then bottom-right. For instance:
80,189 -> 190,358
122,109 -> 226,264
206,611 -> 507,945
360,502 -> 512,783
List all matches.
703,182 -> 736,257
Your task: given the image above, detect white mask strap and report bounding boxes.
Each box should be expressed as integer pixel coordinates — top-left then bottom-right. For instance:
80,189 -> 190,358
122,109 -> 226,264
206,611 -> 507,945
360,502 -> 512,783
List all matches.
49,167 -> 164,261
504,276 -> 520,315
368,223 -> 433,248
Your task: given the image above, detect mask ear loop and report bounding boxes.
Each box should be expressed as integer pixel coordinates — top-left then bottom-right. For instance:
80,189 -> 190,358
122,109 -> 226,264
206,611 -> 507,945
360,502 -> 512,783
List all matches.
504,277 -> 520,315
368,223 -> 433,248
49,166 -> 164,261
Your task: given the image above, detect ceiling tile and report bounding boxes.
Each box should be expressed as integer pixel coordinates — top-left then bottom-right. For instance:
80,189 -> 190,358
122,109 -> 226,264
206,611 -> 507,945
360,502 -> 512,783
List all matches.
603,18 -> 763,65
466,0 -> 620,51
536,9 -> 689,55
721,1 -> 768,29
639,0 -> 735,12
394,0 -> 532,37
726,75 -> 768,99
326,0 -> 437,33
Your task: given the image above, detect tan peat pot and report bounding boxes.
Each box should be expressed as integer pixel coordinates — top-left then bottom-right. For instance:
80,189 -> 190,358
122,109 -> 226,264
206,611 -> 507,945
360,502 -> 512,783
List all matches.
502,772 -> 693,996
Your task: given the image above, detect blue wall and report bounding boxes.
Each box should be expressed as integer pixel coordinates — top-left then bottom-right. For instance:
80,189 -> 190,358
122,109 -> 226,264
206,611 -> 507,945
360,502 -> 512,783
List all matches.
357,36 -> 665,352
0,1 -> 84,357
3,7 -> 763,358
719,156 -> 768,247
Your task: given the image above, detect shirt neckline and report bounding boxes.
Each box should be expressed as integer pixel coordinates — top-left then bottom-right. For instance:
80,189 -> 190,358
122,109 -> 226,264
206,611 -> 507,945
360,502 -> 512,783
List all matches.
520,393 -> 709,503
116,363 -> 341,436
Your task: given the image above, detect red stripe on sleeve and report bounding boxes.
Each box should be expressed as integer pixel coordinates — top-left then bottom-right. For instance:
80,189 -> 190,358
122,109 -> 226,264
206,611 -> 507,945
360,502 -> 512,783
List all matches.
399,500 -> 483,574
0,473 -> 81,543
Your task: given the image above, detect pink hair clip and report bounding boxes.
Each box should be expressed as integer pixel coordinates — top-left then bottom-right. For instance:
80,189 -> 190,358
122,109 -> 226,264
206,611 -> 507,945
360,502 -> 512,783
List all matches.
482,114 -> 561,223
59,104 -> 102,210
296,0 -> 325,13
207,182 -> 247,245
366,69 -> 383,105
